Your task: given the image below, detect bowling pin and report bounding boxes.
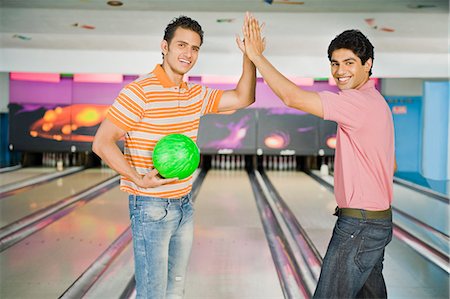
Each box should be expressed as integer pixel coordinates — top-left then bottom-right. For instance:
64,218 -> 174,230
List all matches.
226,155 -> 231,170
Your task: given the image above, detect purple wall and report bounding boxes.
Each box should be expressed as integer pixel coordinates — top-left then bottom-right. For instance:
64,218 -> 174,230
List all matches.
10,75 -> 377,107
8,74 -> 347,156
10,75 -> 138,105
190,78 -> 340,109
10,77 -> 73,104
73,75 -> 138,104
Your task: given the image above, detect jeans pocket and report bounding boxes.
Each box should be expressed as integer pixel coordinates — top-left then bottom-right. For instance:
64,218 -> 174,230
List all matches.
128,199 -> 136,220
140,202 -> 169,223
185,198 -> 194,212
334,218 -> 359,240
355,224 -> 392,273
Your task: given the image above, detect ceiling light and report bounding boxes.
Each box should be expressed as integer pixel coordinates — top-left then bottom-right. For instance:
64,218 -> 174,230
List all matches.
216,18 -> 235,23
107,1 -> 123,7
72,23 -> 96,30
407,4 -> 436,9
264,0 -> 305,4
12,34 -> 31,41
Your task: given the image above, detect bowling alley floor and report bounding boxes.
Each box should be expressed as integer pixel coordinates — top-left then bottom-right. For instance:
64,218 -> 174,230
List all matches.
0,166 -> 448,298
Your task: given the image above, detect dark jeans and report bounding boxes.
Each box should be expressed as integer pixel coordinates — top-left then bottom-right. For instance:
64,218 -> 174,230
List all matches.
313,215 -> 393,299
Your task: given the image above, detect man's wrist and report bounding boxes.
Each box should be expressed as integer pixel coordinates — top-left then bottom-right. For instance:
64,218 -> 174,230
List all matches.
131,173 -> 143,186
251,53 -> 264,66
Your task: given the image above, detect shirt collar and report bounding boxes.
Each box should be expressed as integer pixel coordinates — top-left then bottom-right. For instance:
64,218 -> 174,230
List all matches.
359,79 -> 375,91
153,64 -> 188,89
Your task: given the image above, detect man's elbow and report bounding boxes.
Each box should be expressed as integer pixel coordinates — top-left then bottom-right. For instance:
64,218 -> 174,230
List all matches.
245,98 -> 256,109
236,95 -> 255,109
248,96 -> 256,107
282,95 -> 295,108
92,137 -> 102,157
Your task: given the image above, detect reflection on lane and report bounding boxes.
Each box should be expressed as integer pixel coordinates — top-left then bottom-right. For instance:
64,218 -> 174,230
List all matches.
0,167 -> 56,187
185,170 -> 284,299
0,168 -> 118,227
0,186 -> 129,299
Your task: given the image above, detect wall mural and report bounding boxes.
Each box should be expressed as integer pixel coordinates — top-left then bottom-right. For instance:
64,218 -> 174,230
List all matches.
9,75 -> 339,155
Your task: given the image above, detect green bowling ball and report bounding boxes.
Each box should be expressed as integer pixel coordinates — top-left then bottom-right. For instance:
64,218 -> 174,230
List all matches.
152,134 -> 200,179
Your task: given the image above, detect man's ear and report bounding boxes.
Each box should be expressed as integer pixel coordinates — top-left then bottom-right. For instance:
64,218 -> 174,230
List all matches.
161,40 -> 168,55
364,58 -> 373,73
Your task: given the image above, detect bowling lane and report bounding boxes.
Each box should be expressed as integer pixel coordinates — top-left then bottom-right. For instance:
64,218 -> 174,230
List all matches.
185,170 -> 284,299
0,168 -> 118,227
266,171 -> 449,299
392,182 -> 449,234
266,171 -> 336,256
0,186 -> 129,299
83,242 -> 134,299
0,167 -> 56,186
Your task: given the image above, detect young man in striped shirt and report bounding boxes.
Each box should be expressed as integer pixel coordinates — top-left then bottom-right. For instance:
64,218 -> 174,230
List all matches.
93,16 -> 258,299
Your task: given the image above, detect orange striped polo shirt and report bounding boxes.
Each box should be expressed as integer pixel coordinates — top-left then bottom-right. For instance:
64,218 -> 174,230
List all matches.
106,64 -> 223,198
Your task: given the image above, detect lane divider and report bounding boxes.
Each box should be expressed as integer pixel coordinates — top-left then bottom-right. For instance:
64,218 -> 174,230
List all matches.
249,169 -> 310,298
0,164 -> 22,174
257,170 -> 323,291
0,176 -> 120,252
0,166 -> 85,199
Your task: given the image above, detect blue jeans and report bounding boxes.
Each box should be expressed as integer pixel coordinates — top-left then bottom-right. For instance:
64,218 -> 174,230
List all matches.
313,215 -> 393,299
129,193 -> 194,299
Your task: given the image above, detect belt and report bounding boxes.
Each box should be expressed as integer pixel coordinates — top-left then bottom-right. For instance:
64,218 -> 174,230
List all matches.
334,206 -> 392,220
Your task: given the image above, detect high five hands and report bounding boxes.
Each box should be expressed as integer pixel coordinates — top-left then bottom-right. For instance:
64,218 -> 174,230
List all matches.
236,12 -> 266,61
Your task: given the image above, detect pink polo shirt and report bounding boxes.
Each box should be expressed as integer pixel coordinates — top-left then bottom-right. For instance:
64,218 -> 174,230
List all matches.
319,80 -> 394,210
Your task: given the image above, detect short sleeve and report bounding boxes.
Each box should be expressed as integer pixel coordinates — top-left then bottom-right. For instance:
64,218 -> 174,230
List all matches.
319,90 -> 367,131
106,82 -> 146,131
200,86 -> 224,115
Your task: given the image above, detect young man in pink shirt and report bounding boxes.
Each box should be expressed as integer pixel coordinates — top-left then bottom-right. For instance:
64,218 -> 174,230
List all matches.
242,13 -> 394,298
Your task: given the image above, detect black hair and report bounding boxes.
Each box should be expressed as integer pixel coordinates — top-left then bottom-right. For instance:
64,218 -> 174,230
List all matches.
163,16 -> 204,46
327,30 -> 374,76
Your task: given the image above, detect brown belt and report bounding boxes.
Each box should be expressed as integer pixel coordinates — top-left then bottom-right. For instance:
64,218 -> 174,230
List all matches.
334,206 -> 392,220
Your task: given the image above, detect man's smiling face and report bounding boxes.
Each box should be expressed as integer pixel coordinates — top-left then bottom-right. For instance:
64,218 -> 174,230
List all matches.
161,27 -> 201,76
330,48 -> 372,90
